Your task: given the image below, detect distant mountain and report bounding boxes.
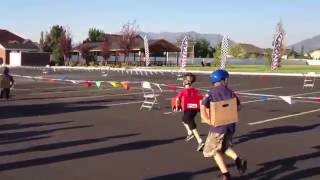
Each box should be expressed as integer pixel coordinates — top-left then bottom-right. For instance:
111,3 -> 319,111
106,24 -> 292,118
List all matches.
289,35 -> 320,52
140,31 -> 235,47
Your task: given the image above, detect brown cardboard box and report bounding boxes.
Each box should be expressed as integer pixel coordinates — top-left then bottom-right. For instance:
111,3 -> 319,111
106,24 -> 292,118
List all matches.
200,98 -> 238,126
0,75 -> 11,88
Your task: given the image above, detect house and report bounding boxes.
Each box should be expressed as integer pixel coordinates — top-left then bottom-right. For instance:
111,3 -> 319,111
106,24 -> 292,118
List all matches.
237,43 -> 264,58
0,29 -> 49,66
309,49 -> 320,60
72,34 -> 180,65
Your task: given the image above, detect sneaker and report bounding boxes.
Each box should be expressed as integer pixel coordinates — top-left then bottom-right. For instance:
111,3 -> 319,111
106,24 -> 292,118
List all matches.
218,173 -> 231,180
196,142 -> 205,152
185,134 -> 194,141
236,158 -> 247,175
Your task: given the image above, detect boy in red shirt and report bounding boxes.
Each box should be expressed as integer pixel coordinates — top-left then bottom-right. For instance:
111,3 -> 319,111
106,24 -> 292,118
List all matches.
175,73 -> 204,151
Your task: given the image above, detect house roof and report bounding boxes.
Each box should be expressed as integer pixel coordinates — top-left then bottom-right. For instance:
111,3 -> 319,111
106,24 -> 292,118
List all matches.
238,43 -> 264,54
0,29 -> 24,43
73,34 -> 179,53
148,39 -> 180,52
1,41 -> 39,50
0,29 -> 39,50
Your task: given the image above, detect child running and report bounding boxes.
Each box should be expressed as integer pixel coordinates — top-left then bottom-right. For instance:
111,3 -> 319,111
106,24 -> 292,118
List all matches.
201,69 -> 247,180
175,73 -> 205,151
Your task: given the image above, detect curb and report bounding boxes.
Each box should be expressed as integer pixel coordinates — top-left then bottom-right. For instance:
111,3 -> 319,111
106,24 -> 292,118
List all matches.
4,65 -> 320,77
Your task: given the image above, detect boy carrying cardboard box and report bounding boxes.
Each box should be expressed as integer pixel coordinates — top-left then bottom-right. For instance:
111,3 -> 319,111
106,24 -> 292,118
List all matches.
201,69 -> 247,180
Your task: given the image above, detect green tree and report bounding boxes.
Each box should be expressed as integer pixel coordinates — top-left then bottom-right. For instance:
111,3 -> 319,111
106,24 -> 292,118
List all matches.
59,30 -> 72,65
213,43 -> 222,67
207,46 -> 215,58
41,25 -> 66,65
264,48 -> 273,67
300,46 -> 305,57
194,38 -> 210,58
88,28 -> 105,42
230,44 -> 244,58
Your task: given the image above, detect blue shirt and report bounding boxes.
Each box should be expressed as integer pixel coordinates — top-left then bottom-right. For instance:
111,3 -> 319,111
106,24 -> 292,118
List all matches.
202,85 -> 240,134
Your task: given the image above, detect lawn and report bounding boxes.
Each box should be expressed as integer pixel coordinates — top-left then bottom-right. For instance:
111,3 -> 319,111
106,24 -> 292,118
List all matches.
150,65 -> 320,73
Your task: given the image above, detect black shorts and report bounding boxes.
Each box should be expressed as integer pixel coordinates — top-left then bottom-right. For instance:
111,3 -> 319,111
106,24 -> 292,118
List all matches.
182,110 -> 198,130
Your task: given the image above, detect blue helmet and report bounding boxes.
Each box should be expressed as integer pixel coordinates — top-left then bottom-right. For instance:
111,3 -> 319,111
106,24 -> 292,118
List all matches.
210,69 -> 229,83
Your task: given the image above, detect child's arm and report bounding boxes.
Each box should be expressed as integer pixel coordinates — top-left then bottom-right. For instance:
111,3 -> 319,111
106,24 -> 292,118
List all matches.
200,105 -> 210,122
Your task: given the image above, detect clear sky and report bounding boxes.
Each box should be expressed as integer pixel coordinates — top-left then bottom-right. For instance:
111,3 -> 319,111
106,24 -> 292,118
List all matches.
1,0 -> 319,48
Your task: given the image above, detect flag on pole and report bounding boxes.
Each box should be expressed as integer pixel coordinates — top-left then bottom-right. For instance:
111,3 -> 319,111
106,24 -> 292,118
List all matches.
95,81 -> 102,88
180,36 -> 188,70
271,32 -> 283,70
144,35 -> 150,67
220,35 -> 229,69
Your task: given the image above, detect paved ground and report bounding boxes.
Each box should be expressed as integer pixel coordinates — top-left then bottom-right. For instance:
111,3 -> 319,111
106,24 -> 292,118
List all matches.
0,67 -> 319,180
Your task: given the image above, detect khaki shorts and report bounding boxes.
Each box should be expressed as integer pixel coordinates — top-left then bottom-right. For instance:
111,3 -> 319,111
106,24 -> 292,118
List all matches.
203,131 -> 234,157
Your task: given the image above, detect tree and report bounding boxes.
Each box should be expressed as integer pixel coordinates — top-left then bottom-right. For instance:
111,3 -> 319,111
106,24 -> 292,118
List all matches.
59,30 -> 72,65
39,31 -> 45,52
230,44 -> 244,58
80,44 -> 91,65
101,37 -> 111,65
264,48 -> 273,67
194,38 -> 210,58
88,28 -> 105,42
213,43 -> 222,67
300,46 -> 305,57
207,46 -> 215,58
120,21 -> 139,62
41,25 -> 66,65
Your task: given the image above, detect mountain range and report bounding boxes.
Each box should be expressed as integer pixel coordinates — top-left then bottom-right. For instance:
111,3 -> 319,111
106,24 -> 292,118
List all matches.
288,34 -> 320,52
141,31 -> 320,52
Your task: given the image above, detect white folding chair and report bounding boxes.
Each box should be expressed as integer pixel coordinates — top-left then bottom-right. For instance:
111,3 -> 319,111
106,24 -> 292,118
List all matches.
303,72 -> 316,89
140,81 -> 160,110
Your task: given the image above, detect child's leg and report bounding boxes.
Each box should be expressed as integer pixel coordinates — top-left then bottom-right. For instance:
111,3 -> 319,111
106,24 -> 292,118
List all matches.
192,129 -> 203,144
3,88 -> 9,99
5,88 -> 10,99
225,148 -> 247,175
182,122 -> 192,135
224,148 -> 238,160
214,152 -> 229,173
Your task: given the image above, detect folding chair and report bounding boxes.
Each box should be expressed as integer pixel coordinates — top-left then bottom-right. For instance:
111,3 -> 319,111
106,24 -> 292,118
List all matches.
303,72 -> 316,89
140,81 -> 160,110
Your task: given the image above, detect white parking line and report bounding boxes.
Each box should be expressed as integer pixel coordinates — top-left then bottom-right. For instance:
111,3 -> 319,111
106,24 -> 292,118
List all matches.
237,86 -> 283,93
248,108 -> 320,125
241,91 -> 320,104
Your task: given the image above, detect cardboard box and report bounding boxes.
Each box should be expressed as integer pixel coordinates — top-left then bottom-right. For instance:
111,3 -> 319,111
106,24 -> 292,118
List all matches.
200,98 -> 238,126
0,75 -> 11,88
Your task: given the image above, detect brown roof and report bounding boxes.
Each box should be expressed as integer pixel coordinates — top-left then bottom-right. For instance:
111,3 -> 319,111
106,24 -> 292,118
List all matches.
238,43 -> 264,54
74,34 -> 143,52
148,39 -> 180,52
0,29 -> 25,43
1,41 -> 39,50
73,34 -> 179,52
0,29 -> 39,50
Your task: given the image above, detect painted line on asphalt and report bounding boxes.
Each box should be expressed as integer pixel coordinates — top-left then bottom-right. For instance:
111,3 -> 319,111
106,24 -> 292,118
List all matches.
248,108 -> 320,126
237,86 -> 283,93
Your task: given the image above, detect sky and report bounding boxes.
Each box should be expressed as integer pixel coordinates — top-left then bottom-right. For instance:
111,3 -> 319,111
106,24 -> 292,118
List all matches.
1,0 -> 319,48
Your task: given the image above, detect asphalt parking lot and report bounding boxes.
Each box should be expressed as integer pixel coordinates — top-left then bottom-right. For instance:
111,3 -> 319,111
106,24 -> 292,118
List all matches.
0,67 -> 319,180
